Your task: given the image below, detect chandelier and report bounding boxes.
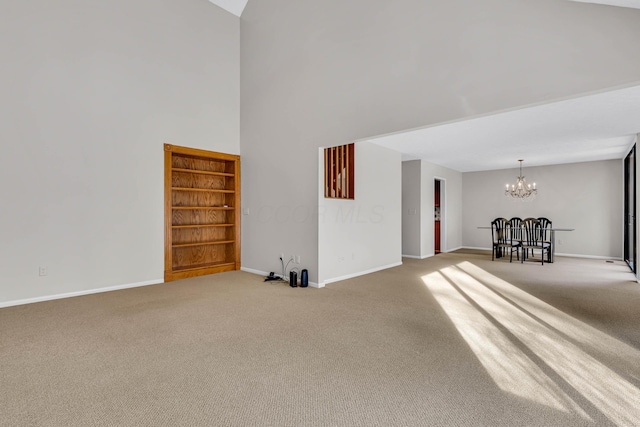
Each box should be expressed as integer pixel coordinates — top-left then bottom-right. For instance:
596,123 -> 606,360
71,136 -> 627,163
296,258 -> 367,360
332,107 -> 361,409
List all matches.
505,160 -> 537,200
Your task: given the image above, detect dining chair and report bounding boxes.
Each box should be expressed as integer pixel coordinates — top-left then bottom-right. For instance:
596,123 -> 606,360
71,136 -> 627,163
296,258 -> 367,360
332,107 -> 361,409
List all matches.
520,217 -> 550,265
491,218 -> 520,262
537,217 -> 552,263
509,217 -> 522,245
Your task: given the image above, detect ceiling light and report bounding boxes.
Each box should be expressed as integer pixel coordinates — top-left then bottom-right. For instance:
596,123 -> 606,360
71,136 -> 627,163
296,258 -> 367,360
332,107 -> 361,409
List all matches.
505,160 -> 537,200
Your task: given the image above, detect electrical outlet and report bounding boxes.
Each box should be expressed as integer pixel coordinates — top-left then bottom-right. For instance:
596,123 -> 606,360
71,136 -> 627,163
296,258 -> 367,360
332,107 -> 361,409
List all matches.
280,253 -> 284,260
39,266 -> 47,276
296,255 -> 301,264
291,254 -> 296,263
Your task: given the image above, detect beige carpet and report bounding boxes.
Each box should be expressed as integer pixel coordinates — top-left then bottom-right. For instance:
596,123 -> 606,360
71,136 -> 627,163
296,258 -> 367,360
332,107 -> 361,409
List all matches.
1,250 -> 640,426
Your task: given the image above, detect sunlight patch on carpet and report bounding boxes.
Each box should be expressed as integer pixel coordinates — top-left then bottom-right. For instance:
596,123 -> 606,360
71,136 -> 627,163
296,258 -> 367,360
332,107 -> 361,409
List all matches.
422,271 -> 589,419
423,263 -> 640,425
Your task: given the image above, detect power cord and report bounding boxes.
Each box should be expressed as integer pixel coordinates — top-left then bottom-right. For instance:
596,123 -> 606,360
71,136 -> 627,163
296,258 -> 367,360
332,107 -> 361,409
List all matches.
283,258 -> 294,280
265,256 -> 291,284
265,255 -> 301,284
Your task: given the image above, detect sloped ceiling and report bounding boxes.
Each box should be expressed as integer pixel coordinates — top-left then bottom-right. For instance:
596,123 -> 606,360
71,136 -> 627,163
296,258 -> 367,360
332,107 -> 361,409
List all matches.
206,0 -> 248,17
214,0 -> 639,171
571,0 -> 640,8
204,0 -> 640,17
204,0 -> 640,18
368,1 -> 640,171
368,86 -> 640,172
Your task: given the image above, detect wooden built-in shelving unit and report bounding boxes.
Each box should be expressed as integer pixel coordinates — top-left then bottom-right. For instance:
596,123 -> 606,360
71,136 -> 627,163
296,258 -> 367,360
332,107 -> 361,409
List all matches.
164,144 -> 240,281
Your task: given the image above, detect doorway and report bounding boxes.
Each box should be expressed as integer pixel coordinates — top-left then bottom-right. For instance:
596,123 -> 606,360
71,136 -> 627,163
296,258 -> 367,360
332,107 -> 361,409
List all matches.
434,179 -> 442,254
624,144 -> 636,273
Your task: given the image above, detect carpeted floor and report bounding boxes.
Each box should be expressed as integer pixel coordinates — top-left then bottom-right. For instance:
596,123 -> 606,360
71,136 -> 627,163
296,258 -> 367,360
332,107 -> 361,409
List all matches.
1,250 -> 639,426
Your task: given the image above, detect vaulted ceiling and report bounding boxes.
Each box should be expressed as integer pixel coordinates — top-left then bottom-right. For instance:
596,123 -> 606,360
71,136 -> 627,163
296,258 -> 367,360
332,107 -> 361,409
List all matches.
205,0 -> 640,18
206,0 -> 248,17
368,1 -> 640,171
208,0 -> 640,171
571,0 -> 640,8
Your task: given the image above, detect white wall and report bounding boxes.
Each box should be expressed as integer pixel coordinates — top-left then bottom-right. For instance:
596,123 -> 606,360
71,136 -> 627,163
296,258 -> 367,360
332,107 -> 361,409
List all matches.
462,160 -> 623,259
240,0 -> 640,283
0,0 -> 239,305
318,142 -> 402,284
401,160 -> 463,259
402,161 -> 421,257
421,161 -> 463,256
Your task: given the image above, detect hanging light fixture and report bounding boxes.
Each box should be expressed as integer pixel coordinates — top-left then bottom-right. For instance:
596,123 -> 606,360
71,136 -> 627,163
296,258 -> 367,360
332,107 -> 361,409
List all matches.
505,160 -> 537,200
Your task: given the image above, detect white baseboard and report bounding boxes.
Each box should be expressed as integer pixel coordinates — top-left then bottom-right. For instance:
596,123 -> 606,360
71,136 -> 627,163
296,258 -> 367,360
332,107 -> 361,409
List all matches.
553,253 -> 623,261
322,261 -> 403,285
240,266 -> 274,277
240,267 -> 323,288
402,249 -> 463,259
0,279 -> 163,309
461,246 -> 492,251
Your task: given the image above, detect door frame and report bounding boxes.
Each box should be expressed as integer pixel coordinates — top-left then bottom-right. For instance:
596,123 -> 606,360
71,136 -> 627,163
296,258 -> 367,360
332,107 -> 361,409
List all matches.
434,177 -> 446,254
624,144 -> 636,274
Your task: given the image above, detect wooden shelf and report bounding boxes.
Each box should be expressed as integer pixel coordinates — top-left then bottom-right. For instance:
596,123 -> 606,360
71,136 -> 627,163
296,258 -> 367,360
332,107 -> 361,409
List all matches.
172,168 -> 234,177
171,187 -> 235,193
172,224 -> 234,229
172,240 -> 235,248
172,261 -> 236,273
171,206 -> 234,210
165,143 -> 240,282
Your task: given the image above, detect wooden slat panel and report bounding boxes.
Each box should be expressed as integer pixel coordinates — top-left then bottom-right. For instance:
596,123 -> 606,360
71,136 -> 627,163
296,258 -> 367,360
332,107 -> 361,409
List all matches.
346,144 -> 350,199
336,145 -> 344,199
335,146 -> 340,198
324,148 -> 328,197
330,147 -> 335,198
349,143 -> 354,198
323,143 -> 355,200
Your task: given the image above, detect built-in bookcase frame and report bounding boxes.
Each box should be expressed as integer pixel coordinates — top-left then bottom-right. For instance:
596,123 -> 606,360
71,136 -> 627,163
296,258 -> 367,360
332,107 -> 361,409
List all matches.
164,144 -> 241,282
